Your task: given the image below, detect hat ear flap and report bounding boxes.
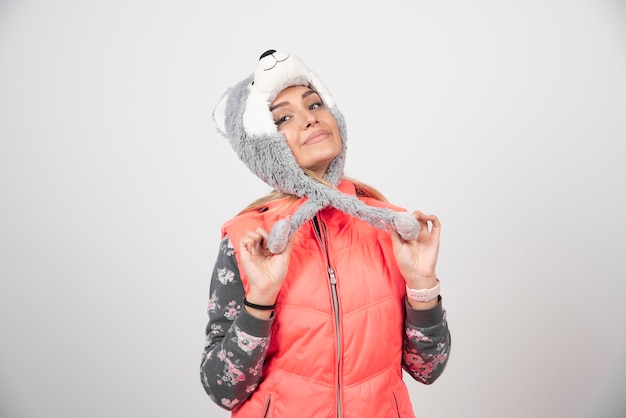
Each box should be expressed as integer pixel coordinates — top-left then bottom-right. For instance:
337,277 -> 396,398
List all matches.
213,90 -> 229,135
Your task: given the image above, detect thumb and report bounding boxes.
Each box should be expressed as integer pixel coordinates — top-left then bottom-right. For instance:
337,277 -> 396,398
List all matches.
267,219 -> 292,254
386,224 -> 403,251
278,230 -> 296,262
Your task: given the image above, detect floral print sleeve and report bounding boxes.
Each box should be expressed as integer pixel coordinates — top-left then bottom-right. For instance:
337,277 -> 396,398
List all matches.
402,298 -> 451,384
200,237 -> 273,411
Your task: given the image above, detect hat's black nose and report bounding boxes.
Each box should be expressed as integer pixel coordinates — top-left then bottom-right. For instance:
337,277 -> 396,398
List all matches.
259,49 -> 276,60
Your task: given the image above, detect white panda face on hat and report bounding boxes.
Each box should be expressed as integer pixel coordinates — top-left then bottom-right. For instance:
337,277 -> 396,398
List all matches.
252,50 -> 336,107
252,50 -> 308,94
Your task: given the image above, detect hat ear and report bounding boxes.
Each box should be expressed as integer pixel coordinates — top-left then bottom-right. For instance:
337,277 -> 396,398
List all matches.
213,90 -> 229,135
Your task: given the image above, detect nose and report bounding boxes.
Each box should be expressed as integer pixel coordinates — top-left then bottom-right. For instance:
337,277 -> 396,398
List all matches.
303,109 -> 317,128
259,49 -> 276,60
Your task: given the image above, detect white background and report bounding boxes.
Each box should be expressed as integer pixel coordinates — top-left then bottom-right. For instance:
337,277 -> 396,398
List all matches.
1,1 -> 625,417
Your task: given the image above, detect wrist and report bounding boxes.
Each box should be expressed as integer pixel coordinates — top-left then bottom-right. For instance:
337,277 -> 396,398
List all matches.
243,297 -> 276,311
405,274 -> 438,290
406,279 -> 440,303
245,289 -> 279,307
243,297 -> 276,320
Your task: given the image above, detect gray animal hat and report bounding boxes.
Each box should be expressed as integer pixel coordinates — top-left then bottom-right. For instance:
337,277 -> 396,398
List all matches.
213,49 -> 419,253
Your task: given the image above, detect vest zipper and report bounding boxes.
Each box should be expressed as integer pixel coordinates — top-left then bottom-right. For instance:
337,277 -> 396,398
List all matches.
392,391 -> 401,418
312,215 -> 343,418
261,394 -> 271,418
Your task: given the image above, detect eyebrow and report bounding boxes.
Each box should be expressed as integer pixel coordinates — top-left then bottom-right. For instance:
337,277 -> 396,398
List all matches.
269,89 -> 318,112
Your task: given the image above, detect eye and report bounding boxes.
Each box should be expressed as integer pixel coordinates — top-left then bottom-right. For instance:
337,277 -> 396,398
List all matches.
274,115 -> 291,126
309,102 -> 323,111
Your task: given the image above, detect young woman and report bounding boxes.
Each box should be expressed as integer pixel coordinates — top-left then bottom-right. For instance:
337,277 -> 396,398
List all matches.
201,50 -> 451,418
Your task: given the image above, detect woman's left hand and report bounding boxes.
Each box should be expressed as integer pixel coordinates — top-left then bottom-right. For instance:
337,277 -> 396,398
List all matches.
388,210 -> 441,289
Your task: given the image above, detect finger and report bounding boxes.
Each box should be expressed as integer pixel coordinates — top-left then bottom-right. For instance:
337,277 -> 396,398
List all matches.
255,227 -> 270,250
239,237 -> 254,255
413,210 -> 431,233
429,214 -> 441,240
414,211 -> 441,230
279,230 -> 297,260
242,230 -> 265,255
240,237 -> 258,255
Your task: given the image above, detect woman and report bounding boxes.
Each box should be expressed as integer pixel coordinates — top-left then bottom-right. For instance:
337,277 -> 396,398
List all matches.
201,50 -> 451,418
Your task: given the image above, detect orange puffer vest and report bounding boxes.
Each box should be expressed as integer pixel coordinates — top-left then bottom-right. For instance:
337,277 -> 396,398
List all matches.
222,181 -> 416,418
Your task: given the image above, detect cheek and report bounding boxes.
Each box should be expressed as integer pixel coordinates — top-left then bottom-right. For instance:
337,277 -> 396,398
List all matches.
332,127 -> 343,151
279,127 -> 300,154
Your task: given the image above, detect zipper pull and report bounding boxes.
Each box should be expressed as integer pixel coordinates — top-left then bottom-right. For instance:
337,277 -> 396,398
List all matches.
328,267 -> 337,284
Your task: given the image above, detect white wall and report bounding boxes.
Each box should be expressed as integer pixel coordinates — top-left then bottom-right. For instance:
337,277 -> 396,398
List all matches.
1,1 -> 625,417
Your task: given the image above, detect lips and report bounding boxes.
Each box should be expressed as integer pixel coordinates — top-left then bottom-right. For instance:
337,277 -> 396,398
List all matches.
304,130 -> 329,145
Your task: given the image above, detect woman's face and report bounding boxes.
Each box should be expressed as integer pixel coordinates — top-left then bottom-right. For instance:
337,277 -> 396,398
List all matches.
270,85 -> 342,178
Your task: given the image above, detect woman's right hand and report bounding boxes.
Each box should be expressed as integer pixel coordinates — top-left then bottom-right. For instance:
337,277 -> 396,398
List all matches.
239,227 -> 294,315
